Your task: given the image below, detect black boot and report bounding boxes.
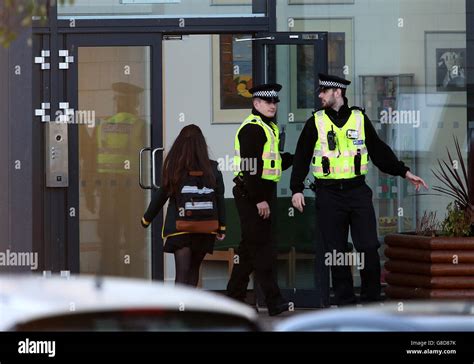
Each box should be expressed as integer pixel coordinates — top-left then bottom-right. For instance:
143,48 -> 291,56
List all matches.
267,299 -> 290,316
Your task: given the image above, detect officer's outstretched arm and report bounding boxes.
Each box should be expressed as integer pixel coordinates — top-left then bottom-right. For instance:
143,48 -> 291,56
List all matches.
405,171 -> 429,191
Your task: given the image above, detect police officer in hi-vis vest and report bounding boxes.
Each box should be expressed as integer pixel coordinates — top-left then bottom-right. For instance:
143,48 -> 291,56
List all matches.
227,83 -> 293,316
291,74 -> 428,306
83,82 -> 147,278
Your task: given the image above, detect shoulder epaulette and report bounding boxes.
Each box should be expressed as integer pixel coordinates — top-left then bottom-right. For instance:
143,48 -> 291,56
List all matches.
314,109 -> 325,118
350,106 -> 365,113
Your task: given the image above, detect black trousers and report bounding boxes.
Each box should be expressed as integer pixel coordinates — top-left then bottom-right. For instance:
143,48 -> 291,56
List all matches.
315,182 -> 381,305
226,185 -> 282,307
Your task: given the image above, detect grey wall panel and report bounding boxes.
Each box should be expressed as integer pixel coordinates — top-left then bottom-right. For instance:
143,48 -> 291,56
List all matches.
0,26 -> 34,272
0,37 -> 10,258
9,27 -> 34,271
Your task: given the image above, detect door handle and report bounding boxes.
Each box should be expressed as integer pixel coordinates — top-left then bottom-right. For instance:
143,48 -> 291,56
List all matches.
139,147 -> 152,189
152,147 -> 164,189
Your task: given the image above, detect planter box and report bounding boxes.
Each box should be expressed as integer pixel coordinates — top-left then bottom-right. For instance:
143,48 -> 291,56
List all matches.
384,233 -> 474,299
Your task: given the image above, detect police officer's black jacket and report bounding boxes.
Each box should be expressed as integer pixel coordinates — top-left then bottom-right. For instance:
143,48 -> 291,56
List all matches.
238,108 -> 293,204
290,102 -> 410,194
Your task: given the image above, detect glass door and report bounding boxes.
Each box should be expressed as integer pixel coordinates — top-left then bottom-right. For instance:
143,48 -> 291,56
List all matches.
65,34 -> 163,279
255,32 -> 330,307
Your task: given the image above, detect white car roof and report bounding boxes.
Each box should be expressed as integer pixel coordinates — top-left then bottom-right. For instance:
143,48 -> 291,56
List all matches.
0,274 -> 257,330
275,301 -> 474,331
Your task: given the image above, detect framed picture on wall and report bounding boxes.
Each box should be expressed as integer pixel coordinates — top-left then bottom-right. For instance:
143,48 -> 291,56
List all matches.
424,31 -> 466,106
290,18 -> 354,122
211,34 -> 253,124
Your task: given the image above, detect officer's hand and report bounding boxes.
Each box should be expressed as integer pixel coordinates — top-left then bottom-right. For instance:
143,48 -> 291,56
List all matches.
292,193 -> 305,213
256,201 -> 271,219
405,171 -> 429,191
216,233 -> 226,241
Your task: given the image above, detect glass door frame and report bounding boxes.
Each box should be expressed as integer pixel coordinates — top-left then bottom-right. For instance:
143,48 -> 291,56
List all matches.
254,32 -> 330,308
254,31 -> 328,90
64,33 -> 164,280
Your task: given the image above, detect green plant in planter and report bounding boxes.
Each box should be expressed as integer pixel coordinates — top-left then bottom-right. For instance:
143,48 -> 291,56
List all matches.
441,202 -> 472,237
431,136 -> 474,237
384,136 -> 474,299
415,210 -> 440,237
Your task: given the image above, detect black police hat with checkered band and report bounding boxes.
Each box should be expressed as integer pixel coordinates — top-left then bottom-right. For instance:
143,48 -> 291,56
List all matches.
249,83 -> 282,103
317,73 -> 351,91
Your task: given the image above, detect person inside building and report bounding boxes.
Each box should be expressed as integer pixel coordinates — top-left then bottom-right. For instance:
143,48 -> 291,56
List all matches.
83,81 -> 147,278
290,73 -> 428,306
227,83 -> 294,316
141,124 -> 226,287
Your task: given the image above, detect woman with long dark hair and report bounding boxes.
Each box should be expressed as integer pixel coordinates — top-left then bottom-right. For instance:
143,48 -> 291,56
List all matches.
141,124 -> 226,287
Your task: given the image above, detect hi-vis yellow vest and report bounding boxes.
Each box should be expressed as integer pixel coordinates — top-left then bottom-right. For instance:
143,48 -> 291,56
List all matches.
312,109 -> 368,179
234,114 -> 282,182
97,112 -> 142,173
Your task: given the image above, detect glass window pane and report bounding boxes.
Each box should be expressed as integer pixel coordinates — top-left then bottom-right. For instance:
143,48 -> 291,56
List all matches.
162,35 -> 254,288
266,44 -> 320,289
58,0 -> 260,19
78,46 -> 152,278
275,0 -> 467,290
